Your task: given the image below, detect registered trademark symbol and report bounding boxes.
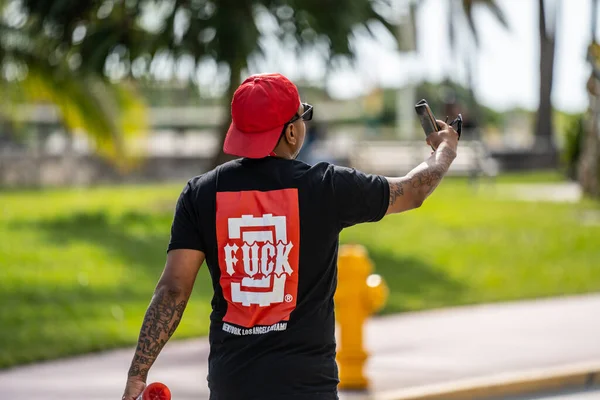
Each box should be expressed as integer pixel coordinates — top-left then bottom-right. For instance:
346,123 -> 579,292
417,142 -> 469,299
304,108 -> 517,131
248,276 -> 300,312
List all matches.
284,294 -> 293,303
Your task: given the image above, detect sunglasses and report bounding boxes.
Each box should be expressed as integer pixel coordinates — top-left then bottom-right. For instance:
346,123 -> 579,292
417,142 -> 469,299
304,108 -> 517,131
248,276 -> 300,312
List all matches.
449,114 -> 462,140
277,103 -> 314,142
288,103 -> 313,124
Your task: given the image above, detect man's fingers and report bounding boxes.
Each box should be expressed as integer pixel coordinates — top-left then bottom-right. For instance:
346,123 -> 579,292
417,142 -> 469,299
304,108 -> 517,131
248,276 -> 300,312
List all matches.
436,119 -> 449,130
447,125 -> 459,138
437,120 -> 459,139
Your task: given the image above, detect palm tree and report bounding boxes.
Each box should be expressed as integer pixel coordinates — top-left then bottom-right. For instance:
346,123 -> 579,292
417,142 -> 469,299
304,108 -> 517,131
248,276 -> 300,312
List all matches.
447,0 -> 509,126
450,0 -> 509,49
451,0 -> 558,163
578,0 -> 600,197
0,0 -> 148,172
12,0 -> 398,170
534,0 -> 560,156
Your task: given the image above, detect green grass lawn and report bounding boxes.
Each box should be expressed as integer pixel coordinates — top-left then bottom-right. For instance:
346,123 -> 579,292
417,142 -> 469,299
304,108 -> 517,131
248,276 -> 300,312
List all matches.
1,173 -> 599,369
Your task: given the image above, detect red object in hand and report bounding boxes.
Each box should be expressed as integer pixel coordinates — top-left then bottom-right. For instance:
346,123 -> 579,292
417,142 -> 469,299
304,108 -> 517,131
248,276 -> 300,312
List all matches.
141,382 -> 171,400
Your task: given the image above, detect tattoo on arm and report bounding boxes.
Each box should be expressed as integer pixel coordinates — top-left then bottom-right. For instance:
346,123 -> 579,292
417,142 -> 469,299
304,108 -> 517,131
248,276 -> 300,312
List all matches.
409,166 -> 444,195
388,145 -> 456,211
409,145 -> 456,196
127,287 -> 187,380
389,179 -> 405,206
127,357 -> 150,381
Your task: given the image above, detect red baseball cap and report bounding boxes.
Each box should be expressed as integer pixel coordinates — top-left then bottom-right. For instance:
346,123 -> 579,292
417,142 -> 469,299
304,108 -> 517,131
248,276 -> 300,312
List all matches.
223,73 -> 301,159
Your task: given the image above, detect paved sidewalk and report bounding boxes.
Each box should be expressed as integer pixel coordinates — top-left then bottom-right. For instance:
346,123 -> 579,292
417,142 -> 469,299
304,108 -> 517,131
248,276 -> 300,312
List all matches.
502,183 -> 582,203
1,294 -> 599,400
515,387 -> 600,400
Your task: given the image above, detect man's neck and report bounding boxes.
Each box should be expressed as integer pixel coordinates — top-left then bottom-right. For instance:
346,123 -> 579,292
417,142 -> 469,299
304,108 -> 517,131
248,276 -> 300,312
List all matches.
271,146 -> 294,160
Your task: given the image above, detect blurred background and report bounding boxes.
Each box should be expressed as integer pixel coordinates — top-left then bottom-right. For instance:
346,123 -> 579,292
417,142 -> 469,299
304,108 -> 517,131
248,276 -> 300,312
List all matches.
0,0 -> 599,397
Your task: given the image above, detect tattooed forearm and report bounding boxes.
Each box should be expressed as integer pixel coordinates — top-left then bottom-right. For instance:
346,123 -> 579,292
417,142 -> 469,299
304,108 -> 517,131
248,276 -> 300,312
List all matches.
409,145 -> 456,196
128,359 -> 149,381
387,144 -> 456,213
127,286 -> 188,380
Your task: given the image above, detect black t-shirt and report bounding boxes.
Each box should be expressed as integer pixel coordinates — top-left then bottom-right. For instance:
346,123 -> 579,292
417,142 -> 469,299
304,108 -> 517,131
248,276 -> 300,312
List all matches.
168,157 -> 389,400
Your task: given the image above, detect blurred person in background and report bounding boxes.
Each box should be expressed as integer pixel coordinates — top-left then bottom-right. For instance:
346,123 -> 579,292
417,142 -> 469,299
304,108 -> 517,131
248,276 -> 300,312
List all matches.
121,73 -> 459,400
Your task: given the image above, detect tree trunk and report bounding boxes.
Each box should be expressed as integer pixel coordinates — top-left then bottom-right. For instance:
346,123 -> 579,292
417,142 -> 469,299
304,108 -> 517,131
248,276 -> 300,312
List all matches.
465,51 -> 481,138
533,0 -> 558,157
210,62 -> 244,169
593,0 -> 599,41
578,75 -> 600,197
578,0 -> 600,198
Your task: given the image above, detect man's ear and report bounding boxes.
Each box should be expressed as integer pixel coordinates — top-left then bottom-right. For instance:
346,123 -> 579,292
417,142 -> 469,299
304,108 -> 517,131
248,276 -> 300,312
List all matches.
285,124 -> 296,145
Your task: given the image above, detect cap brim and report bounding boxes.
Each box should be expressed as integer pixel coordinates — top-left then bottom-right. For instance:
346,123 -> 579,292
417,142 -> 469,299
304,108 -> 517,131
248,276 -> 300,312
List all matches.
223,122 -> 283,159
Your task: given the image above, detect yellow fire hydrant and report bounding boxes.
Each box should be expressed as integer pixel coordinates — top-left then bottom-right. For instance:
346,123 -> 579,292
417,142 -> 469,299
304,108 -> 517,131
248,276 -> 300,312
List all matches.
334,244 -> 388,390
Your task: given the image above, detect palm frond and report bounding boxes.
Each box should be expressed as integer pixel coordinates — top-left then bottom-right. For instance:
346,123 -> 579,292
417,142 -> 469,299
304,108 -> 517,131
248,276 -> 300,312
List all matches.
461,0 -> 509,48
484,1 -> 509,29
1,48 -> 148,170
2,1 -> 149,171
21,68 -> 148,171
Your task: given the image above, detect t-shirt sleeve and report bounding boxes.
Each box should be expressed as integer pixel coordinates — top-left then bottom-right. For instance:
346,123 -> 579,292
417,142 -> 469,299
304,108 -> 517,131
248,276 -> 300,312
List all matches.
332,165 -> 390,229
167,180 -> 206,253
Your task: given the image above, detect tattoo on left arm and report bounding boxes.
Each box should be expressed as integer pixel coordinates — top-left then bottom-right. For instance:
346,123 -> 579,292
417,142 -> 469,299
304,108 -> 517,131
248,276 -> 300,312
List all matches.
127,287 -> 187,381
388,180 -> 405,206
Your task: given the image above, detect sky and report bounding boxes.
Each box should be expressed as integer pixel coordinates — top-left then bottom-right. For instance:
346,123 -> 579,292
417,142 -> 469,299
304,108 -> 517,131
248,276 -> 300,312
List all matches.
242,0 -> 599,114
355,0 -> 598,113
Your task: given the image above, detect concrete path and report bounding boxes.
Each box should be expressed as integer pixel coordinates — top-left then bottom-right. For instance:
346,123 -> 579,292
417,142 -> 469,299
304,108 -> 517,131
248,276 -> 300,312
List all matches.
500,183 -> 582,203
1,294 -> 599,400
509,386 -> 600,400
522,389 -> 600,400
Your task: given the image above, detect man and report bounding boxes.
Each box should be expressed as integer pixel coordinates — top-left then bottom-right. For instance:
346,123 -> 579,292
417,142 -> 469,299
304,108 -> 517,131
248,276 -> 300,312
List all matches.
122,73 -> 459,400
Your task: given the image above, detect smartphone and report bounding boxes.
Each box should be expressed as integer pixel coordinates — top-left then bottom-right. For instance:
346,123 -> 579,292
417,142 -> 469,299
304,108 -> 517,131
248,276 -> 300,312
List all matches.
415,99 -> 438,150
